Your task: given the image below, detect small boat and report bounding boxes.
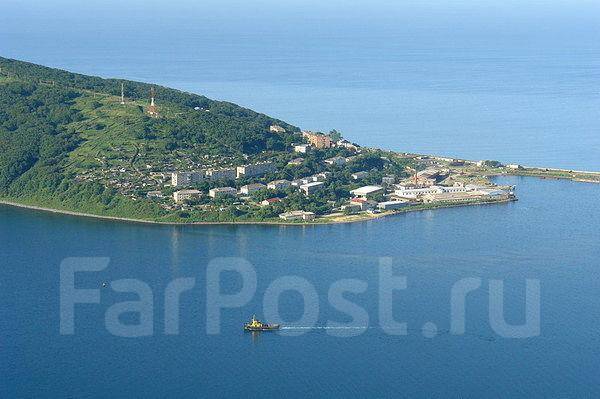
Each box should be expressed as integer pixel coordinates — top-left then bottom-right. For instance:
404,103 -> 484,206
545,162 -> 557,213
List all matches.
244,315 -> 280,331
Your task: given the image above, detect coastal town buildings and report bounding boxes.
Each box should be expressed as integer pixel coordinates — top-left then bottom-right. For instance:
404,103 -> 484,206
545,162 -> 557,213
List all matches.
350,197 -> 378,211
350,185 -> 384,198
341,203 -> 361,214
302,131 -> 332,149
261,198 -> 282,206
394,186 -> 445,199
269,125 -> 286,133
325,156 -> 346,166
268,179 -> 291,190
173,189 -> 202,204
236,162 -> 276,178
206,168 -> 237,181
381,176 -> 396,186
171,171 -> 204,187
351,171 -> 369,180
279,211 -> 316,221
146,191 -> 163,199
209,187 -> 237,198
422,191 -> 496,204
300,181 -> 325,195
240,183 -> 266,195
294,144 -> 310,153
378,200 -> 410,210
337,139 -> 359,151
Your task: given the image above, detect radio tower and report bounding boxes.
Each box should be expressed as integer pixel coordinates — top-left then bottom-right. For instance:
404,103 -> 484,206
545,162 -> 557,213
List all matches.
147,87 -> 158,117
120,83 -> 125,105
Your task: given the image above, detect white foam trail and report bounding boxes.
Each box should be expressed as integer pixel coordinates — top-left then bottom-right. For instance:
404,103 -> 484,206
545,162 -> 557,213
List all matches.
281,326 -> 370,330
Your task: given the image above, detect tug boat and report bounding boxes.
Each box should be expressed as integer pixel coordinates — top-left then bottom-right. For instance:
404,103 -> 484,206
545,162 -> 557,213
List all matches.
244,315 -> 280,331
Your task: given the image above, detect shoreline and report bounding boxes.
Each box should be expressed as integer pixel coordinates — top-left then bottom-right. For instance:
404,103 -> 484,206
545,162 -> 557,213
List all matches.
1,166 -> 596,228
488,167 -> 600,184
0,197 -> 515,227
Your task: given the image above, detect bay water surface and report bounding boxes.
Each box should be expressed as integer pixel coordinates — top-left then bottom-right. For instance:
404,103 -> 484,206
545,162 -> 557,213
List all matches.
1,1 -> 600,397
2,176 -> 600,397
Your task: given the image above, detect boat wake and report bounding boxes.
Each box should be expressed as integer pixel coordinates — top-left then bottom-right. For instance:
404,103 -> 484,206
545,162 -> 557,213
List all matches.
281,326 -> 370,330
279,326 -> 497,341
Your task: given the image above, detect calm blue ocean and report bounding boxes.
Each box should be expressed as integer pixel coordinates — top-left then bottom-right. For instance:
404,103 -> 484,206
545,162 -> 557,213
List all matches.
1,1 -> 600,397
1,0 -> 599,170
2,176 -> 600,397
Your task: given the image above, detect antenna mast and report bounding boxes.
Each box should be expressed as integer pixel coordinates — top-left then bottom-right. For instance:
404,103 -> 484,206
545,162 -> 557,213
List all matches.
120,83 -> 125,105
147,87 -> 158,117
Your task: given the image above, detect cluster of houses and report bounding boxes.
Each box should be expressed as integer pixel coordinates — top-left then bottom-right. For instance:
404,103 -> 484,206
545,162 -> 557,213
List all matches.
294,131 -> 359,153
171,161 -> 277,188
336,167 -> 514,216
163,132 -> 516,220
172,169 -> 338,204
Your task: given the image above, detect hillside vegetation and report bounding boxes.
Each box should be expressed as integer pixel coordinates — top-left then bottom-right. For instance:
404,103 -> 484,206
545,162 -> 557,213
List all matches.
0,57 -> 308,221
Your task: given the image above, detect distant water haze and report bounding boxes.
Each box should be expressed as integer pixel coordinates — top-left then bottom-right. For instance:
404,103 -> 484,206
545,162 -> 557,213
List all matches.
1,0 -> 599,169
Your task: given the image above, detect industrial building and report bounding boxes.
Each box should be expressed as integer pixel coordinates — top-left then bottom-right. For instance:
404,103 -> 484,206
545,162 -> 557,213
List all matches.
350,185 -> 384,198
378,200 -> 410,210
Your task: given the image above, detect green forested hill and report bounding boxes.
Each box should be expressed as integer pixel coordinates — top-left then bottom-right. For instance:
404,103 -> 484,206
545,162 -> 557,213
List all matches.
0,57 -> 306,221
0,57 -> 413,223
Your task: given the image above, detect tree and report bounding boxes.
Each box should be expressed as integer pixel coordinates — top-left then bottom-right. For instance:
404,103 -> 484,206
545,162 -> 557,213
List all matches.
328,129 -> 342,142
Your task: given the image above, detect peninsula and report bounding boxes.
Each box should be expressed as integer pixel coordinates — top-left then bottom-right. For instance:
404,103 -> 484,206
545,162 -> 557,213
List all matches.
1,57 -> 597,225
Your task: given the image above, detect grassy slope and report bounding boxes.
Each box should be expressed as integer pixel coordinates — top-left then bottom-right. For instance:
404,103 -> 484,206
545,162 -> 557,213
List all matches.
0,59 -> 284,222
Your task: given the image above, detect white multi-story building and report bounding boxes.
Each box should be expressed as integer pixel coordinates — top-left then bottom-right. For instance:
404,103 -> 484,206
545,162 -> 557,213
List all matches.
209,187 -> 237,198
293,144 -> 310,153
206,168 -> 237,181
240,183 -> 266,195
171,171 -> 204,187
300,181 -> 325,195
236,162 -> 276,179
173,189 -> 202,204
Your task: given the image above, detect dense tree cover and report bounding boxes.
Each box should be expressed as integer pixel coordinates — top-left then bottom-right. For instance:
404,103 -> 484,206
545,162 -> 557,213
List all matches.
0,58 -> 308,221
0,56 -> 300,156
0,57 -> 414,223
0,80 -> 81,190
147,111 -> 297,155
